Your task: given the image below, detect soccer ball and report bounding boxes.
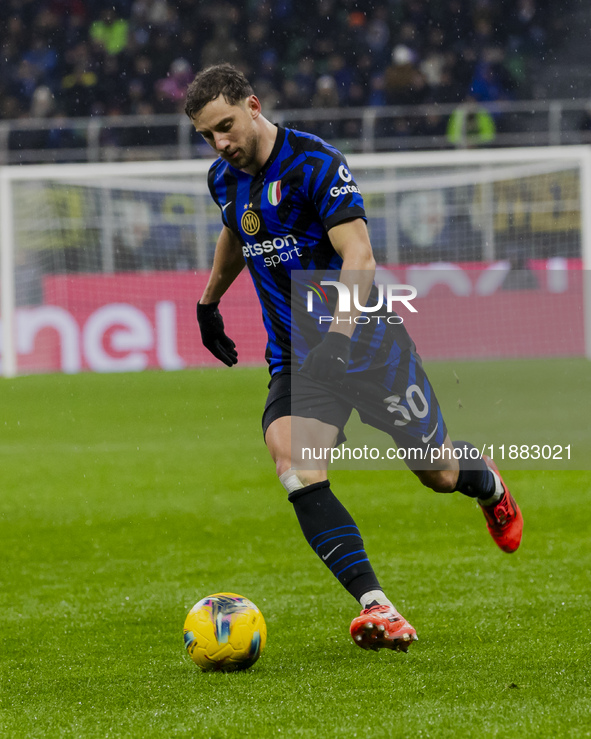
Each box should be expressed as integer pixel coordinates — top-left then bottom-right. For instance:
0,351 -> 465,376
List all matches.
183,592 -> 267,672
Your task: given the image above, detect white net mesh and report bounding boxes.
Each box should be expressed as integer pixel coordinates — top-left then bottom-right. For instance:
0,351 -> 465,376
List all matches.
1,148 -> 588,375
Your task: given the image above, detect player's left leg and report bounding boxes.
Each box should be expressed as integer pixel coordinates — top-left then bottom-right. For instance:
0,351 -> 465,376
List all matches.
415,437 -> 523,553
476,453 -> 523,554
348,350 -> 523,553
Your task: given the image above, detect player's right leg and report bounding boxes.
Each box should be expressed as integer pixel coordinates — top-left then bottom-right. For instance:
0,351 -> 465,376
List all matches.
264,415 -> 417,652
262,372 -> 417,652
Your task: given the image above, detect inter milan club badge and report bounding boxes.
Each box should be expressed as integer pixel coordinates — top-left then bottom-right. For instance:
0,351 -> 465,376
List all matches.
241,209 -> 260,235
267,181 -> 282,206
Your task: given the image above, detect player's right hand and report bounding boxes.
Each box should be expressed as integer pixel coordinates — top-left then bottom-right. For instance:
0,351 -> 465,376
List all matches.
196,301 -> 238,367
300,331 -> 351,383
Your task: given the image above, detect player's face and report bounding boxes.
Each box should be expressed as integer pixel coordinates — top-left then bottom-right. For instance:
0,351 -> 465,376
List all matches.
191,95 -> 260,171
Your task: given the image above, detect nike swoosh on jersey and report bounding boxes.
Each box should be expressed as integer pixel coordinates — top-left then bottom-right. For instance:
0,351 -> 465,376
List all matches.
321,543 -> 343,561
421,421 -> 439,444
221,201 -> 232,212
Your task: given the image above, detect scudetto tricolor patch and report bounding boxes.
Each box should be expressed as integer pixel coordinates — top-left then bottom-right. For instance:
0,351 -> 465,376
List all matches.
267,180 -> 282,206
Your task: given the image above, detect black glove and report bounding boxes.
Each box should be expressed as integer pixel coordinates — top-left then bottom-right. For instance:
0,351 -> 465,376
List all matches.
300,332 -> 351,383
196,301 -> 238,367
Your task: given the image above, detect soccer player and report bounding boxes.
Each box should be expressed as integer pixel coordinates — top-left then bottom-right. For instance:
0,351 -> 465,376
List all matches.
185,64 -> 523,653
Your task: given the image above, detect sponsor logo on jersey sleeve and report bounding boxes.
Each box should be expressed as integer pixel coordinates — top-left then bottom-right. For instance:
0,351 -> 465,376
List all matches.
331,164 -> 361,198
338,164 -> 352,182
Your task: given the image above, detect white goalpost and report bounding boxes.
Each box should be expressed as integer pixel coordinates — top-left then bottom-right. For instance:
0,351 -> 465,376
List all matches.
1,146 -> 591,377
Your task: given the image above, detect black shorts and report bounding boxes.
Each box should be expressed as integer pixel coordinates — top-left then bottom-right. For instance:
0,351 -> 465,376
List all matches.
261,348 -> 447,454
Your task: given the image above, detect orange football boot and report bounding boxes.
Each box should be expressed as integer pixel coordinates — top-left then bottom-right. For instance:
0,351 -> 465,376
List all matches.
350,605 -> 418,652
480,455 -> 523,553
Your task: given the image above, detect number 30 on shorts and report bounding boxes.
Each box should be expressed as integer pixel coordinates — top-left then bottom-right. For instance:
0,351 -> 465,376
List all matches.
384,384 -> 429,427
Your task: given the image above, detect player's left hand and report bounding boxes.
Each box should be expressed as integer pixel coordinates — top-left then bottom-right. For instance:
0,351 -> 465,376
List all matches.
300,332 -> 351,383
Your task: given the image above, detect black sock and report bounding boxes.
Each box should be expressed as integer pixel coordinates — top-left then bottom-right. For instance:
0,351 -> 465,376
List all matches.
452,441 -> 496,499
288,480 -> 381,602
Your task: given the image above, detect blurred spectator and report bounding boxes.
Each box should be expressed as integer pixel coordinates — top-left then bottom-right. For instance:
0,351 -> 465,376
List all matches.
430,66 -> 465,104
311,75 -> 340,139
155,58 -> 194,114
470,48 -> 515,102
326,54 -> 356,105
507,0 -> 547,57
447,96 -> 496,148
9,60 -> 40,107
364,7 -> 391,69
89,8 -> 129,56
293,58 -> 316,100
61,61 -> 98,117
368,74 -> 387,107
1,96 -> 24,120
63,13 -> 89,50
48,0 -> 87,22
420,29 -> 446,89
95,56 -> 129,112
280,79 -> 305,109
128,54 -> 157,103
384,45 -> 416,104
312,75 -> 340,109
8,86 -> 55,155
22,34 -> 59,89
131,0 -> 172,28
31,85 -> 55,118
384,45 -> 427,106
445,48 -> 478,98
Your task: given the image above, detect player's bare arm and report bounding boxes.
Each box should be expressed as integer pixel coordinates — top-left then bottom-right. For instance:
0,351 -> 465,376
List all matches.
301,219 -> 376,381
327,218 -> 376,338
200,226 -> 245,305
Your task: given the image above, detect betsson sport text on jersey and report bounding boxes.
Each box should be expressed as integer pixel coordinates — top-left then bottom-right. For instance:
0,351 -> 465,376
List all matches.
241,233 -> 303,267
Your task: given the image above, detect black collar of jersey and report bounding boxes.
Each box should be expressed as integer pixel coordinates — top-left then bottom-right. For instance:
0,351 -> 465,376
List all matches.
253,125 -> 286,180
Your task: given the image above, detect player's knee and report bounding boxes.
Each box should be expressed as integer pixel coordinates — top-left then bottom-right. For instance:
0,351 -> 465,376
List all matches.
278,467 -> 304,493
421,469 -> 458,494
277,466 -> 327,494
273,454 -> 317,493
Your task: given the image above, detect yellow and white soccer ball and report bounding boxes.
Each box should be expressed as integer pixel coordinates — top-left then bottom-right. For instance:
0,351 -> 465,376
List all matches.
183,592 -> 267,672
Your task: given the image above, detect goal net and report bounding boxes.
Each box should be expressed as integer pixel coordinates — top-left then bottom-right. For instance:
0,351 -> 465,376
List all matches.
1,147 -> 590,376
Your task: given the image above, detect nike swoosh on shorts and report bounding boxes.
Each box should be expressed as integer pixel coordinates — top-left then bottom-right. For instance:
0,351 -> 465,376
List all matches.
421,421 -> 439,444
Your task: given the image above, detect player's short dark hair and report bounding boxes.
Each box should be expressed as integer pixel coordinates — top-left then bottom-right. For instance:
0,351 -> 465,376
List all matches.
184,64 -> 254,119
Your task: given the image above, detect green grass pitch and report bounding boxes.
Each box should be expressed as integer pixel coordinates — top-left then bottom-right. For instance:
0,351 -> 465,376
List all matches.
1,361 -> 590,738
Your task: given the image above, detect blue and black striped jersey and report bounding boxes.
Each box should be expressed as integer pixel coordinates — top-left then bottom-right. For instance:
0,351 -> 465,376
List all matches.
208,126 -> 412,375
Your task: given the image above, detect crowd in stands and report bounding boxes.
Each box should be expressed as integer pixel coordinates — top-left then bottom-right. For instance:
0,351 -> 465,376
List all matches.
1,0 -> 563,151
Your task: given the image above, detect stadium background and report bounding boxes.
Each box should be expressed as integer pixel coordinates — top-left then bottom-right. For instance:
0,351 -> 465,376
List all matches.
2,0 -> 590,162
2,0 -> 589,376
